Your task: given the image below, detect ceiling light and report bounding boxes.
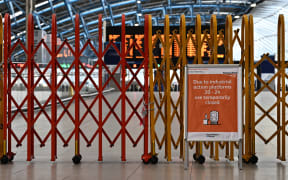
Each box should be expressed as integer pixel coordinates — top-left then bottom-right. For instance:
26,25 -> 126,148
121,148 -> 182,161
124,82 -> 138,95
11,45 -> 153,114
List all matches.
251,3 -> 256,7
234,15 -> 240,19
137,0 -> 141,3
138,13 -> 142,16
135,23 -> 139,26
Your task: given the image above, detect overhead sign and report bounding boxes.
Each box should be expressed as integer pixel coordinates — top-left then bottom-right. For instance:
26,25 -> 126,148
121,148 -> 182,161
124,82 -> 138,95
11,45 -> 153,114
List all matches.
185,64 -> 242,141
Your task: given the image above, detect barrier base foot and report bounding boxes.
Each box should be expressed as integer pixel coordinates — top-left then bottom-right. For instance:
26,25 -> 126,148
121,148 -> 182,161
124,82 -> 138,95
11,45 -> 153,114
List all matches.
1,155 -> 9,164
72,155 -> 82,164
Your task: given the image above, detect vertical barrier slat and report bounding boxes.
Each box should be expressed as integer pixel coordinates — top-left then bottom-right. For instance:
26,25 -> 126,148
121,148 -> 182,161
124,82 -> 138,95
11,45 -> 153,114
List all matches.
149,15 -> 156,156
249,15 -> 256,158
195,14 -> 202,156
121,14 -> 126,161
277,24 -> 281,160
242,15 -> 251,162
27,14 -> 34,161
74,14 -> 80,157
142,14 -> 151,162
164,15 -> 171,161
2,14 -> 10,159
51,14 -> 57,161
278,14 -> 286,161
209,14 -> 218,65
7,14 -> 12,159
0,15 -> 3,158
195,15 -> 202,64
225,15 -> 235,160
98,14 -> 103,161
225,15 -> 233,65
180,14 -> 186,159
210,15 -> 219,161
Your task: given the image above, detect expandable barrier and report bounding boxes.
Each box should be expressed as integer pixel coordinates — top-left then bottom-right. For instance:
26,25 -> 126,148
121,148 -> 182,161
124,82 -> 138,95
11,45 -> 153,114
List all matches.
1,13 -> 151,164
1,12 -> 288,164
149,14 -> 254,163
248,14 -> 287,162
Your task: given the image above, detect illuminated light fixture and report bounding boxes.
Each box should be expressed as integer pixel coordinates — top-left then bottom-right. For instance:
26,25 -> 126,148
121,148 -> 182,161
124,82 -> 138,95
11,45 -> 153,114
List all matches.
137,0 -> 141,3
251,3 -> 256,7
133,64 -> 137,68
135,23 -> 139,26
234,15 -> 240,19
138,13 -> 142,16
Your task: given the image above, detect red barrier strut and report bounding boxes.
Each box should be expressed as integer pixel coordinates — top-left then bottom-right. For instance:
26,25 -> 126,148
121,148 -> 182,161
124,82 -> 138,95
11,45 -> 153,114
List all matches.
142,15 -> 152,163
98,14 -> 103,161
51,14 -> 57,161
72,14 -> 81,164
121,14 -> 126,161
1,14 -> 10,163
27,14 -> 35,161
6,14 -> 13,161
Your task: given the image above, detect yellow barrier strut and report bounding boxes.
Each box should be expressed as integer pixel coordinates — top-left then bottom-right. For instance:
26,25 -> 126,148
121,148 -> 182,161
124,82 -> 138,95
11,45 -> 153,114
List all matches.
210,14 -> 220,161
180,14 -> 186,159
164,15 -> 172,161
0,14 -> 3,158
194,14 -> 203,159
277,14 -> 285,161
148,14 -> 156,158
249,15 -> 256,161
225,15 -> 235,161
241,15 -> 252,162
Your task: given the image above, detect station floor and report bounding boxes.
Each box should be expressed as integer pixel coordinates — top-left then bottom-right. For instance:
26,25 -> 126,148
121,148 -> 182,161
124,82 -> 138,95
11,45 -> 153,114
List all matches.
1,91 -> 288,180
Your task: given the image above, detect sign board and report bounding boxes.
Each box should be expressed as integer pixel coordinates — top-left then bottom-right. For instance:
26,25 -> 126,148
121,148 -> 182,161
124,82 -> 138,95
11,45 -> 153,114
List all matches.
184,64 -> 242,141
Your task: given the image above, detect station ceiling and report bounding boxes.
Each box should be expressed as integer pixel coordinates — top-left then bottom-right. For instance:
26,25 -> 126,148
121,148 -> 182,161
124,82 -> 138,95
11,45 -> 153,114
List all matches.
2,0 -> 287,60
1,0 -> 262,43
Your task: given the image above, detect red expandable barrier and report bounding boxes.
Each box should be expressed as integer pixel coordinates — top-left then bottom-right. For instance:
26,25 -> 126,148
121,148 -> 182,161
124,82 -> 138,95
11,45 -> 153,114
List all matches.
2,13 -> 150,163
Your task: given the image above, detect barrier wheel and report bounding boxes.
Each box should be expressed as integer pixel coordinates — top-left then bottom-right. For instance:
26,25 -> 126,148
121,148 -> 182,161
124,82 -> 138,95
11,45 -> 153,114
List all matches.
249,155 -> 258,164
150,155 -> 158,164
72,155 -> 81,164
193,153 -> 198,161
142,158 -> 150,164
197,155 -> 205,164
1,155 -> 9,164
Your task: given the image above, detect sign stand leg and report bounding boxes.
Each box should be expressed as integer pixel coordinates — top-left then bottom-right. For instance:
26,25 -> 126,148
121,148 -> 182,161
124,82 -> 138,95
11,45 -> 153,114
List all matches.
239,139 -> 243,170
184,139 -> 189,170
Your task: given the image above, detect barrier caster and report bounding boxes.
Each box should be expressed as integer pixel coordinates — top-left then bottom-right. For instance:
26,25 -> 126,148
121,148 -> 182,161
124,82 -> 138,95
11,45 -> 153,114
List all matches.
197,155 -> 205,164
1,155 -> 9,164
249,155 -> 258,164
142,158 -> 150,164
150,155 -> 158,164
72,155 -> 81,164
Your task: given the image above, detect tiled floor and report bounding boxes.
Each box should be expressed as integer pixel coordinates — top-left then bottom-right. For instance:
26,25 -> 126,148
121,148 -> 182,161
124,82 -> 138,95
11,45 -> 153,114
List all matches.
0,159 -> 287,180
1,91 -> 288,180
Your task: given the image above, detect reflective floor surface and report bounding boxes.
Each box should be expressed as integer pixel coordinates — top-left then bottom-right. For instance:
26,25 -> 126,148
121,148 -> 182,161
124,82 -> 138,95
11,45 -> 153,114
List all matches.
0,91 -> 288,180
